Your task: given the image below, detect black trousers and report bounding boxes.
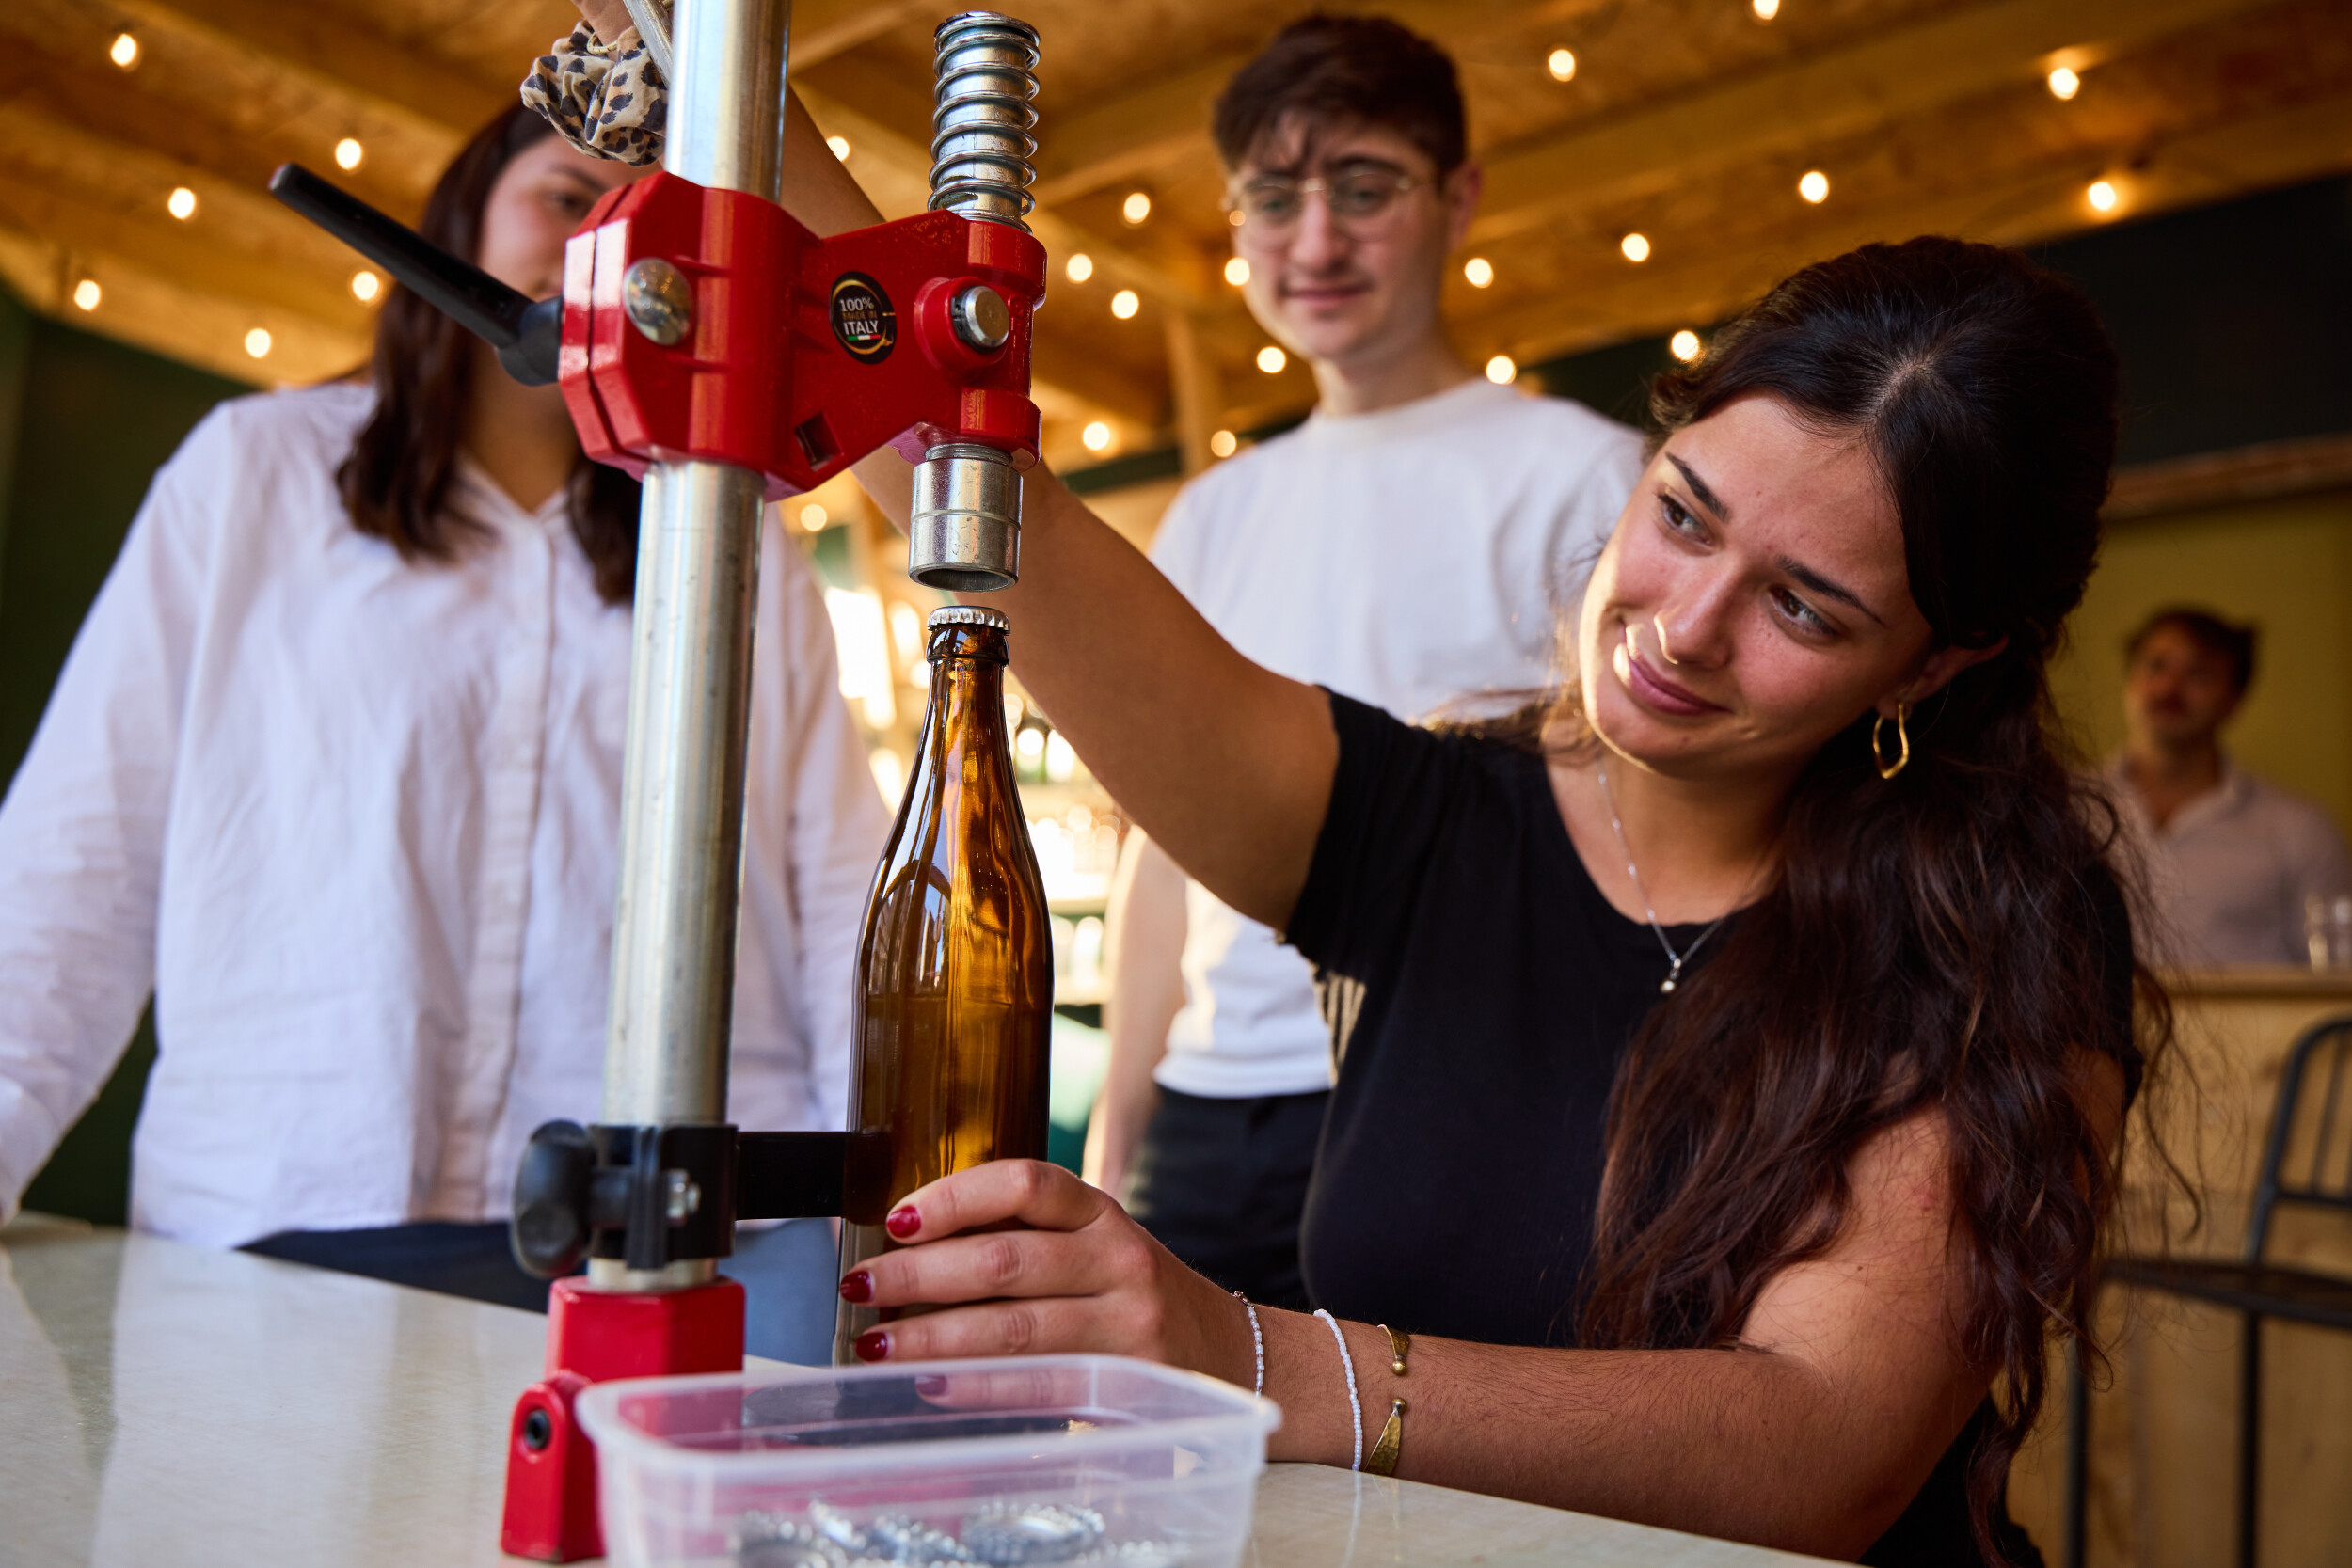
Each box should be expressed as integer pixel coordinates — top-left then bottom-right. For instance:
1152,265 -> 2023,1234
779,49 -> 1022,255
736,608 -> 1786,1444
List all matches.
1121,1085 -> 1328,1311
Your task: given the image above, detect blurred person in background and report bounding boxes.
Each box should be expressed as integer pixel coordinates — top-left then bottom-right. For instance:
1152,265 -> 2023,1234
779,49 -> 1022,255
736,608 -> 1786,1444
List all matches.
2105,607 -> 2352,966
1083,16 -> 1643,1309
0,104 -> 888,1363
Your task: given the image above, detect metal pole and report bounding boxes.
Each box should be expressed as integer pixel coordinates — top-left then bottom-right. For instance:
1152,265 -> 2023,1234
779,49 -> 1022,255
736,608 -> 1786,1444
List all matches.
595,0 -> 793,1292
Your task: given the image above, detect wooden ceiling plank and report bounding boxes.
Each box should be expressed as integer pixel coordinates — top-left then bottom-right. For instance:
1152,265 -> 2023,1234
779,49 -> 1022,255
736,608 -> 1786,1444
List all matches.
1031,56 -> 1245,210
0,218 -> 367,387
793,0 -> 935,68
0,103 -> 381,308
1461,85 -> 2352,369
0,174 -> 371,328
108,0 -> 504,142
1468,0 -> 2277,245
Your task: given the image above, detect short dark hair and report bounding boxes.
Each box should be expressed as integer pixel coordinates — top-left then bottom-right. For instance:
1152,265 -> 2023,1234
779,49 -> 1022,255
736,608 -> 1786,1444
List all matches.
1212,15 -> 1466,176
2125,607 -> 2258,693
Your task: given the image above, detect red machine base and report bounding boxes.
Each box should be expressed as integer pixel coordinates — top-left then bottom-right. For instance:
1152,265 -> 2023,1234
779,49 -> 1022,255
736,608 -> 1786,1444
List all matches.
501,1276 -> 747,1561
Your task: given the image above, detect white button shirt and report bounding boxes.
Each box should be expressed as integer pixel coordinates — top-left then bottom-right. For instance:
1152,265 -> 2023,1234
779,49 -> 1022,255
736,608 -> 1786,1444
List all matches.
2104,754 -> 2352,967
0,385 -> 891,1247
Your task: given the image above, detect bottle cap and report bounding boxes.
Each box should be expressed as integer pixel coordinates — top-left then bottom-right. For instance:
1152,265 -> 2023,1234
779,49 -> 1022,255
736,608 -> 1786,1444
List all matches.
929,606 -> 1009,632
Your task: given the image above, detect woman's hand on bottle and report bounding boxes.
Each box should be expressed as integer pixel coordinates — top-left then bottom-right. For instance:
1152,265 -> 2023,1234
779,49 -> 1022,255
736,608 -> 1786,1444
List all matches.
838,1159 -> 1253,1384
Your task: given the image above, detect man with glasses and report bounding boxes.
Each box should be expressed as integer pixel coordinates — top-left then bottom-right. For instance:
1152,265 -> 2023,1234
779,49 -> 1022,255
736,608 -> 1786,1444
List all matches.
1085,16 -> 1642,1309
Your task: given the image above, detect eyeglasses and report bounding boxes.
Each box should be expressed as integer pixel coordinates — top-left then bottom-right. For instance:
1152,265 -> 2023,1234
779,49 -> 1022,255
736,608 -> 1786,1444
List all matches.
1223,166 -> 1427,240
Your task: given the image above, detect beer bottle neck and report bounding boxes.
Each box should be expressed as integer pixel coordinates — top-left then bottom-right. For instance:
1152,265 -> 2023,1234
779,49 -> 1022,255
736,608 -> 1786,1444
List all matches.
923,626 -> 1012,751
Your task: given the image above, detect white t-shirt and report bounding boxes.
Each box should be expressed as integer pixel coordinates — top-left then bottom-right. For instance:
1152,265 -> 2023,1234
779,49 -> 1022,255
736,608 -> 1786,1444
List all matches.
0,384 -> 892,1246
1147,377 -> 1645,1099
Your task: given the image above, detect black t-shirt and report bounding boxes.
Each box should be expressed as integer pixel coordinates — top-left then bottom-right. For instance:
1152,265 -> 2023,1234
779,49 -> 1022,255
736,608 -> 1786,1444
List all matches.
1286,692 -> 2135,1567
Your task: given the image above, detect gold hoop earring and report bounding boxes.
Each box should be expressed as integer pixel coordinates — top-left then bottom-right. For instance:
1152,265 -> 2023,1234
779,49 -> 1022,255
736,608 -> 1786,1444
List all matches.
1872,701 -> 1911,781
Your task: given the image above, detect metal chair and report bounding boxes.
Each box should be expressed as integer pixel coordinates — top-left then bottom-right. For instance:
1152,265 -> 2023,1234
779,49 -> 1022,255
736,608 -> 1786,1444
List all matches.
2065,1014 -> 2352,1568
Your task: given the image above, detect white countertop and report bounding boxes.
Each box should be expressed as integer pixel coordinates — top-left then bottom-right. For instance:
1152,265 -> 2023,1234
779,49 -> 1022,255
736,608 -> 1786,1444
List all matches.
0,1214 -> 1823,1567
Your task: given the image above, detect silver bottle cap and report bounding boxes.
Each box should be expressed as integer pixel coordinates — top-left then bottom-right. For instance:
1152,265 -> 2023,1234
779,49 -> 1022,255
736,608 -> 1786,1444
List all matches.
929,606 -> 1010,632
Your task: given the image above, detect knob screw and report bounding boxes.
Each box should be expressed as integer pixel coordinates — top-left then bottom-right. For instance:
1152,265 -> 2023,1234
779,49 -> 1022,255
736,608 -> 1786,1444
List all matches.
622,258 -> 692,345
950,284 -> 1011,352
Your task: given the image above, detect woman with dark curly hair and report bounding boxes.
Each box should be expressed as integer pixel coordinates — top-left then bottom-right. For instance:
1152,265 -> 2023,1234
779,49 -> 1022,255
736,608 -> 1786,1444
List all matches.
835,228 -> 2153,1568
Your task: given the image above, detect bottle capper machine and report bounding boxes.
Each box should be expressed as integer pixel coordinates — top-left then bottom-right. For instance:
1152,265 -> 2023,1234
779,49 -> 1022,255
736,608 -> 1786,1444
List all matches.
270,3 -> 1049,1558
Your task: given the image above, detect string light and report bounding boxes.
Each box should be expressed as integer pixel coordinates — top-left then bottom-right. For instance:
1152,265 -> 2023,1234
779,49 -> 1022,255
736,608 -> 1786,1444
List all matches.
1224,257 -> 1249,285
351,270 -> 380,302
1485,355 -> 1517,385
1620,232 -> 1651,263
2047,66 -> 2081,101
334,138 -> 364,171
1065,252 -> 1093,283
1209,430 -> 1238,458
1110,288 -> 1139,320
1463,256 -> 1494,288
245,327 -> 273,358
1081,420 -> 1113,452
1257,345 -> 1287,374
1547,48 -> 1576,82
1798,169 -> 1830,204
2087,179 -> 2119,213
72,278 -> 102,311
800,502 -> 828,532
1121,191 -> 1152,225
167,186 -> 198,220
1752,0 -> 1779,18
826,135 -> 850,160
1670,329 -> 1703,362
110,33 -> 138,68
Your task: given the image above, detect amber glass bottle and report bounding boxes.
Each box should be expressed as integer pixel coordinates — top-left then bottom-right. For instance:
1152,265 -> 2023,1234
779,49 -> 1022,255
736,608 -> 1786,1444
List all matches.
834,606 -> 1053,1363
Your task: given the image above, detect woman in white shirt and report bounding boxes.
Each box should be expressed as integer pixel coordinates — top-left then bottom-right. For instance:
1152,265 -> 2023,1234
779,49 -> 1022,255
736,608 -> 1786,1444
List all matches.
0,104 -> 889,1362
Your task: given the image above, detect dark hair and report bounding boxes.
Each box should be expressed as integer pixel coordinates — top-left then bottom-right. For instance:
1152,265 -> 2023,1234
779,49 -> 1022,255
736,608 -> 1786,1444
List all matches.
338,103 -> 641,604
2126,606 -> 2257,693
1212,15 -> 1466,176
1535,238 -> 2167,1562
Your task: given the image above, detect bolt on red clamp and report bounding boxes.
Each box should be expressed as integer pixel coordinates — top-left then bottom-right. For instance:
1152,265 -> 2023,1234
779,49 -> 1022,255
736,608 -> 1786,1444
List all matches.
564,12 -> 1045,591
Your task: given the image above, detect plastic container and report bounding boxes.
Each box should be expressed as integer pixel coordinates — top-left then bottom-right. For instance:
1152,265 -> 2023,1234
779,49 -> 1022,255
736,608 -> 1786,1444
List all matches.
576,1354 -> 1282,1568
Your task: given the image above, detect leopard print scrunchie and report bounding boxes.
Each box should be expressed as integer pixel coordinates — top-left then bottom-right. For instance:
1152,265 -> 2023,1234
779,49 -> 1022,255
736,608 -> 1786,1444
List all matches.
521,21 -> 670,167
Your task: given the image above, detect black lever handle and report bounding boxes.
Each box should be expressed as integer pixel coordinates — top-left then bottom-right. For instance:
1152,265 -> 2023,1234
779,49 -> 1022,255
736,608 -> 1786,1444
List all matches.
270,163 -> 562,387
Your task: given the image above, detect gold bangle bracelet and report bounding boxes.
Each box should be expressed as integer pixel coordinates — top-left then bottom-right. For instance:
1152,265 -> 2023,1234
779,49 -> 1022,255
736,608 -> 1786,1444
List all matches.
1365,1325 -> 1410,1476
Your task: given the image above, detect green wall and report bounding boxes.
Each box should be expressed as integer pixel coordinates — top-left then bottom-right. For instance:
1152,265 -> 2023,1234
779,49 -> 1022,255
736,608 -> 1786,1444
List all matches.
0,287 -> 248,1225
2049,491 -> 2352,840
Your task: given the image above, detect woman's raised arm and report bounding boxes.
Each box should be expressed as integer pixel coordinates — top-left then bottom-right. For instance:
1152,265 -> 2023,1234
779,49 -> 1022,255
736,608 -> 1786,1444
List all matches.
771,91 -> 1337,929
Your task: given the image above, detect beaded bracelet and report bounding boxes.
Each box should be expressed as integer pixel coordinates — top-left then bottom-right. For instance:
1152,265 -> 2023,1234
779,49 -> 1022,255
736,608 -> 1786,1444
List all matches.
1232,1291 -> 1264,1398
1314,1308 -> 1364,1472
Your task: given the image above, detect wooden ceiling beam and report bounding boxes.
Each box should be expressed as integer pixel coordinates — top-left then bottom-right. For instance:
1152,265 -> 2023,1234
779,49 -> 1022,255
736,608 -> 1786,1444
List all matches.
793,0 -> 937,67
1460,84 -> 2352,369
1467,0 -> 2277,245
0,222 -> 366,387
0,104 -> 381,323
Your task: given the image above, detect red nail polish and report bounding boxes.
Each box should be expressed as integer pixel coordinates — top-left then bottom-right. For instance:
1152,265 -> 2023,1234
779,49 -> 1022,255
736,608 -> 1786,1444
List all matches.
914,1374 -> 947,1398
885,1205 -> 921,1240
853,1329 -> 890,1363
838,1271 -> 872,1304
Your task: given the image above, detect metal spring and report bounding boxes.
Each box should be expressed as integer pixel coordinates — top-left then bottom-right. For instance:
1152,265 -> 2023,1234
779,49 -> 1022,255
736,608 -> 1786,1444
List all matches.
930,12 -> 1041,230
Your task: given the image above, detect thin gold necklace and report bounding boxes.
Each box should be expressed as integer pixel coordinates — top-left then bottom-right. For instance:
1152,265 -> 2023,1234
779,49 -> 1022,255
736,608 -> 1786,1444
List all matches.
1596,757 -> 1742,995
